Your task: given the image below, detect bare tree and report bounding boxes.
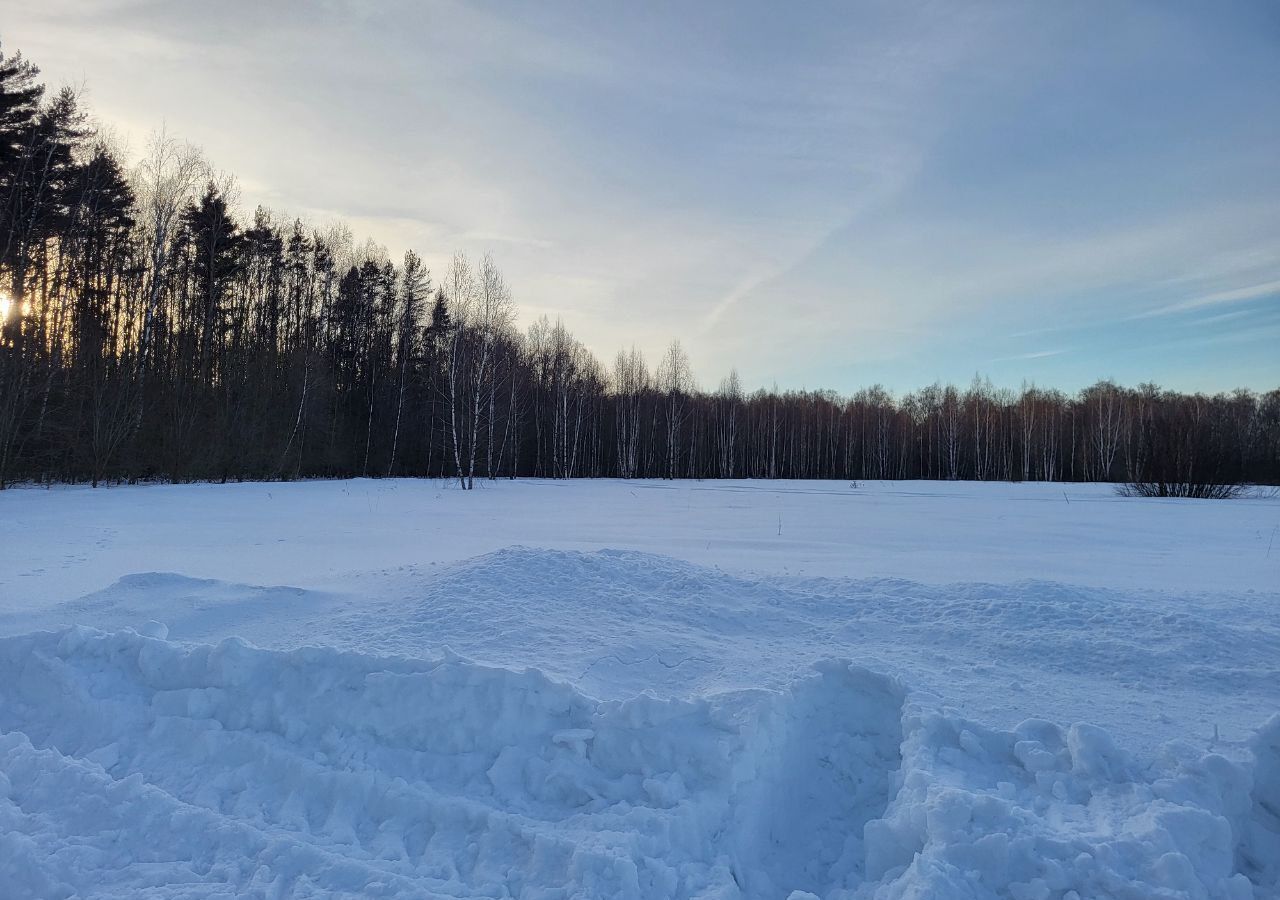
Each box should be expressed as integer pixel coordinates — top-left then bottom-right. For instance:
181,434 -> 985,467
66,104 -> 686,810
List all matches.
133,129 -> 204,421
713,369 -> 742,478
613,346 -> 647,478
656,340 -> 692,479
444,252 -> 514,489
1087,380 -> 1126,480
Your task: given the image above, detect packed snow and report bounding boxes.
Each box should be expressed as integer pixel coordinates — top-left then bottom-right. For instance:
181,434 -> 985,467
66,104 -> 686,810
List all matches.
1,478 -> 1278,898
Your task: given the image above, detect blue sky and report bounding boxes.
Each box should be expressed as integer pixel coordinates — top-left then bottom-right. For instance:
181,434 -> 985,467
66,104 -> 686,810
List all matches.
7,0 -> 1279,393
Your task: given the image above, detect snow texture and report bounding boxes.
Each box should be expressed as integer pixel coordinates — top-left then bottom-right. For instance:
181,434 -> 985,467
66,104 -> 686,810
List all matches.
0,629 -> 1275,898
1,478 -> 1278,897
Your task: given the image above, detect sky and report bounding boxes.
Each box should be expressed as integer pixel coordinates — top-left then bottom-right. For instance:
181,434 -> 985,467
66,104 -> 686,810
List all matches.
4,0 -> 1278,394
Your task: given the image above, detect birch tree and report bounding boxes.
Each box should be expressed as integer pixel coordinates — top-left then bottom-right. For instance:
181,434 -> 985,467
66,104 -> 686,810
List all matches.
613,346 -> 647,478
444,252 -> 514,489
656,340 -> 692,479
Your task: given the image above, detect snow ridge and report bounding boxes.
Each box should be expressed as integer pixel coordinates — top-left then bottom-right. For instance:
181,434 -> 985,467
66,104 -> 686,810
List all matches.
0,627 -> 1275,898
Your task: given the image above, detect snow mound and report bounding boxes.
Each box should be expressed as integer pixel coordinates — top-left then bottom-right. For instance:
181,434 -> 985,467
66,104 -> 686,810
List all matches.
7,548 -> 1276,756
1,627 -> 1275,898
41,572 -> 342,639
326,547 -> 1279,752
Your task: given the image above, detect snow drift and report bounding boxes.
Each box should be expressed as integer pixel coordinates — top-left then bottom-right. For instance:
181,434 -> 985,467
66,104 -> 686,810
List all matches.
13,546 -> 1276,757
1,627 -> 1275,899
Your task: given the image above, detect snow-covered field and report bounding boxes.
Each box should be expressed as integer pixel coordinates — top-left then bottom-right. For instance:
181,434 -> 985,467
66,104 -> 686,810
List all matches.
1,479 -> 1278,898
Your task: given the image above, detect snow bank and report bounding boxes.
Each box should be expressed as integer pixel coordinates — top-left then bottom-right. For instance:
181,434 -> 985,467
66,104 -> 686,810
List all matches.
14,547 -> 1275,757
1,627 -> 1275,898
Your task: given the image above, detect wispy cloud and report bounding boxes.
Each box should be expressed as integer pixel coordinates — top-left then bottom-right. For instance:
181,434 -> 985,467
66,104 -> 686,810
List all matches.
1189,309 -> 1253,326
1130,278 -> 1280,320
993,349 -> 1067,362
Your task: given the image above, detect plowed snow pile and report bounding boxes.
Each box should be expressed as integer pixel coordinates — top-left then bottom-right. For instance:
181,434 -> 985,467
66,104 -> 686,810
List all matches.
2,628 -> 1276,899
1,479 -> 1278,897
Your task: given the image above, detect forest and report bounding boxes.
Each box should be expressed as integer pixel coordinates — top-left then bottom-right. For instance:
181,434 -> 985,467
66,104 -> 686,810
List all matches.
1,45 -> 1277,491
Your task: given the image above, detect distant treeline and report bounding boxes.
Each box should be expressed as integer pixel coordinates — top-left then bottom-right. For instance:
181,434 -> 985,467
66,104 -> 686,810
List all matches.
1,46 -> 1277,489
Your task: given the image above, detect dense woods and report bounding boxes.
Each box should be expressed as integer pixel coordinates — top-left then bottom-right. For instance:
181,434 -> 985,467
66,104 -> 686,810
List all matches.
2,47 -> 1277,490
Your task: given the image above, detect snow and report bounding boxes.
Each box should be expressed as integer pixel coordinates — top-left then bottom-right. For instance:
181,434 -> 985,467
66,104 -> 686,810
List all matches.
1,478 -> 1278,897
3,479 -> 1276,607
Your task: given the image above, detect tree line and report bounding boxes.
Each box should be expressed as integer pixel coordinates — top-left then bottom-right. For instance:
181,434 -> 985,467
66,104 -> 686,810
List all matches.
2,46 -> 1277,490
